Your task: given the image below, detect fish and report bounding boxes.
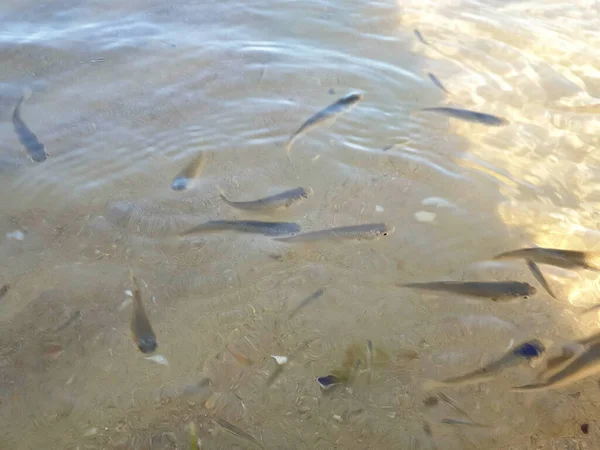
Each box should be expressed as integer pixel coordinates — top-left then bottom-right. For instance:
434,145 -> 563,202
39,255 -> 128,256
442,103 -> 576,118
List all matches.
181,220 -> 301,237
440,418 -> 491,428
54,310 -> 82,332
436,392 -> 472,419
0,284 -> 9,301
13,91 -> 48,162
399,281 -> 537,302
214,418 -> 264,450
493,247 -> 600,271
526,260 -> 556,299
419,107 -> 509,126
288,288 -> 325,319
171,152 -> 207,190
219,187 -> 313,212
285,92 -> 363,155
129,272 -> 158,354
414,29 -> 429,45
512,343 -> 600,392
273,223 -> 394,243
427,73 -> 449,94
423,339 -> 545,390
366,340 -> 374,383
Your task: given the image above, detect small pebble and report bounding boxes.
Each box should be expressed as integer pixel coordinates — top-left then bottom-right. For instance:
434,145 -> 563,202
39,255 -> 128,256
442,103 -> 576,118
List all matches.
422,197 -> 453,208
333,414 -> 343,423
83,427 -> 98,437
6,230 -> 24,240
415,211 -> 437,222
581,423 -> 589,434
271,355 -> 288,365
375,205 -> 384,212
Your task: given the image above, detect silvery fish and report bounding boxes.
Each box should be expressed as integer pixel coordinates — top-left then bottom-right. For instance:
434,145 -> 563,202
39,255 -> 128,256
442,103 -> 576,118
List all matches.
288,288 -> 325,320
182,220 -> 301,237
493,247 -> 600,271
399,281 -> 536,302
423,339 -> 545,390
171,152 -> 207,190
214,418 -> 264,450
512,343 -> 600,392
440,418 -> 491,428
427,73 -> 449,94
286,92 -> 363,155
526,260 -> 556,299
219,187 -> 312,212
13,92 -> 48,162
130,272 -> 158,354
273,223 -> 393,243
420,107 -> 509,126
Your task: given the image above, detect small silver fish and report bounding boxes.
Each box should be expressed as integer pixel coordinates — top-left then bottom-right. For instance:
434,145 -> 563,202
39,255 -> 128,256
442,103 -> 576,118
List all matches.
182,220 -> 301,237
427,73 -> 449,94
512,343 -> 600,392
423,339 -> 545,390
286,92 -> 363,155
219,187 -> 313,212
13,92 -> 48,162
414,29 -> 429,45
288,288 -> 325,320
366,339 -> 374,383
214,418 -> 265,450
420,107 -> 509,126
399,281 -> 536,302
130,272 -> 158,354
526,260 -> 556,299
171,152 -> 207,190
273,223 -> 394,243
440,418 -> 491,428
494,247 -> 600,271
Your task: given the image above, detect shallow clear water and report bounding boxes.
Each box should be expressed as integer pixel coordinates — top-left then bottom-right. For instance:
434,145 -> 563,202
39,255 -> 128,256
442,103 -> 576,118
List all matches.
2,0 -> 600,448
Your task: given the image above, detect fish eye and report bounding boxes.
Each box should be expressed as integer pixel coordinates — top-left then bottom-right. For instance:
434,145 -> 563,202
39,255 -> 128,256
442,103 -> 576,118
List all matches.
382,231 -> 388,236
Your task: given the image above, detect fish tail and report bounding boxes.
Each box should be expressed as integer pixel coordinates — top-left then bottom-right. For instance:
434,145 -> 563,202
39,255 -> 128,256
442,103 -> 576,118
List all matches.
422,379 -> 446,391
510,383 -> 549,392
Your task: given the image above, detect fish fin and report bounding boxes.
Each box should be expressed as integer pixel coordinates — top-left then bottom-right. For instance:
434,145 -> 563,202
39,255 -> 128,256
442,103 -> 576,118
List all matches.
422,379 -> 446,391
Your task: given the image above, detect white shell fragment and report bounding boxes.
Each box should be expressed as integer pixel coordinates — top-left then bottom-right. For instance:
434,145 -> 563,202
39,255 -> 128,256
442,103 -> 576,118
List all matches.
422,197 -> 453,208
124,290 -> 133,297
375,205 -> 384,212
6,230 -> 25,240
146,354 -> 169,366
415,211 -> 437,222
271,355 -> 288,365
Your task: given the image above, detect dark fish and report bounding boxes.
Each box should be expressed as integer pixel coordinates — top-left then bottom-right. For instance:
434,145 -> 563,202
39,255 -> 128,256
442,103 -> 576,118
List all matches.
526,260 -> 556,299
214,418 -> 265,450
494,247 -> 600,271
399,281 -> 536,302
273,223 -> 394,243
0,284 -> 9,301
13,92 -> 48,162
54,310 -> 82,332
423,339 -> 545,389
513,343 -> 600,392
414,29 -> 429,45
427,73 -> 449,94
288,288 -> 325,319
181,220 -> 301,237
219,187 -> 313,212
171,152 -> 207,190
420,107 -> 509,126
286,92 -> 363,155
130,272 -> 158,354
